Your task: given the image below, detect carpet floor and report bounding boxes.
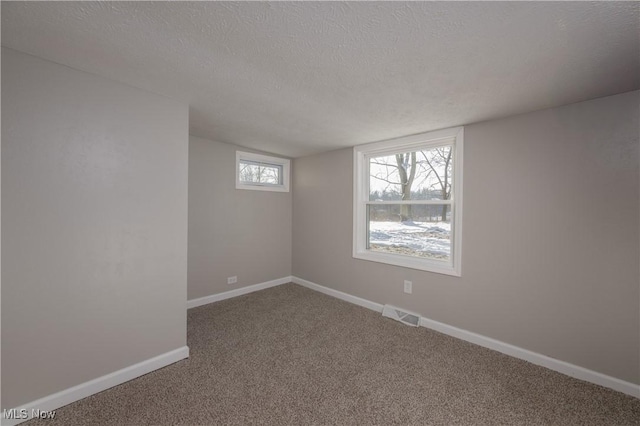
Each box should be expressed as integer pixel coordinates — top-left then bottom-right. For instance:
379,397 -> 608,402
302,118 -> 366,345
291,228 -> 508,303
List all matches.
27,283 -> 640,425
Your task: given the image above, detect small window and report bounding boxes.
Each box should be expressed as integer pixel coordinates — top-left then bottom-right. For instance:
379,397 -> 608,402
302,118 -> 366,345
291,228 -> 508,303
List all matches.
236,151 -> 290,192
353,127 -> 463,276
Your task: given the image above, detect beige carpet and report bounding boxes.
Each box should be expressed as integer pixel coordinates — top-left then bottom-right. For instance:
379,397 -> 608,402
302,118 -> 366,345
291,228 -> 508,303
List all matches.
28,283 -> 640,425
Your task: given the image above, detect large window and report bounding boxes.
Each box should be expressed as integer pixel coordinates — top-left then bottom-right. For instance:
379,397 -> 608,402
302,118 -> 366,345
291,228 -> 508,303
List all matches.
353,127 -> 463,276
236,151 -> 290,192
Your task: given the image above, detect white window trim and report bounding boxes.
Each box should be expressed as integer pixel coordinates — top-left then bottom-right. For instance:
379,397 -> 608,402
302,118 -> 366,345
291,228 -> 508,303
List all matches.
236,151 -> 290,192
352,126 -> 464,276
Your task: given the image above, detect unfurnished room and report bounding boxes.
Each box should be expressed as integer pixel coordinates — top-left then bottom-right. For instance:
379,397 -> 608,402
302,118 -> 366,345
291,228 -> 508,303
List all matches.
1,1 -> 639,425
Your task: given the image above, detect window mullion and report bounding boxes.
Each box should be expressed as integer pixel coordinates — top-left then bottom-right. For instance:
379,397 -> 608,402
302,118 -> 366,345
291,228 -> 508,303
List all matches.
366,200 -> 453,205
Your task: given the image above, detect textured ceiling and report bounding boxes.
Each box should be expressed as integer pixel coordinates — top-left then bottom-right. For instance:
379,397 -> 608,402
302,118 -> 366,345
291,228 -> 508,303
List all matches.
2,2 -> 639,157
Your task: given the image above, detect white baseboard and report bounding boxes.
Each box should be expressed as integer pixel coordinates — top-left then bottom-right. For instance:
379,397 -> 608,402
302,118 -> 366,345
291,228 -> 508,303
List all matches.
2,346 -> 189,426
418,316 -> 640,398
290,276 -> 640,399
292,276 -> 384,312
187,276 -> 292,309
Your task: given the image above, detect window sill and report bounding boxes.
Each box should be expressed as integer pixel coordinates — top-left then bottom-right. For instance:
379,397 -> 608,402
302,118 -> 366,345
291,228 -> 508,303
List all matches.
353,249 -> 461,277
235,182 -> 289,192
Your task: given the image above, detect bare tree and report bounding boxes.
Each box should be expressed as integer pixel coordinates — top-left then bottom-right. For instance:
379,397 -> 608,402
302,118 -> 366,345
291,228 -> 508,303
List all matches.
369,147 -> 453,222
395,152 -> 416,221
239,162 -> 280,184
420,147 -> 452,221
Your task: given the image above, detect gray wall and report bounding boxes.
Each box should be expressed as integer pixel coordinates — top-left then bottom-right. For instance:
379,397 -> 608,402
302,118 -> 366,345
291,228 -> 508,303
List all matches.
1,48 -> 189,408
292,91 -> 640,384
188,136 -> 292,300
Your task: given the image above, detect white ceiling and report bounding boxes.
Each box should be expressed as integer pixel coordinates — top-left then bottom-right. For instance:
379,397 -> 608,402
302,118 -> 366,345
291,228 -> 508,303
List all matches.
2,2 -> 638,158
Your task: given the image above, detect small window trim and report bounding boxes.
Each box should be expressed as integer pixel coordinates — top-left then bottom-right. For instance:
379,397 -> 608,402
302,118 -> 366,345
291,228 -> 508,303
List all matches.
352,126 -> 464,276
236,151 -> 290,192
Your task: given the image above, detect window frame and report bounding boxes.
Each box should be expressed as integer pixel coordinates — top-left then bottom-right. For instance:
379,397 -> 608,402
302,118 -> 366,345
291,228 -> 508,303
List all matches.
236,151 -> 290,192
352,126 -> 464,276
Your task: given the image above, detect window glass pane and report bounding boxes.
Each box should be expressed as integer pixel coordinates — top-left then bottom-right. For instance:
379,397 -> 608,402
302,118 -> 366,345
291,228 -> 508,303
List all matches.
239,161 -> 281,185
239,162 -> 260,183
367,204 -> 451,261
258,164 -> 281,184
369,146 -> 453,201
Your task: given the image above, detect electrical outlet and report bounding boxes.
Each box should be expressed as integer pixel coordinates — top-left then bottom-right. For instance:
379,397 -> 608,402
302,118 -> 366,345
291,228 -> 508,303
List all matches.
227,276 -> 237,285
404,280 -> 412,294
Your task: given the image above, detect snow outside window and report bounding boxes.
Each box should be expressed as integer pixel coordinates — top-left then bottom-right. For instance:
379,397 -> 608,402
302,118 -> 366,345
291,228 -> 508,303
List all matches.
236,151 -> 290,192
353,127 -> 464,276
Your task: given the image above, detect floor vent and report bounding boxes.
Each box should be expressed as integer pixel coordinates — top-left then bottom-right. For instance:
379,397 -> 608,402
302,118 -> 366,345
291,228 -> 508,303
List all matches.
382,304 -> 421,327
